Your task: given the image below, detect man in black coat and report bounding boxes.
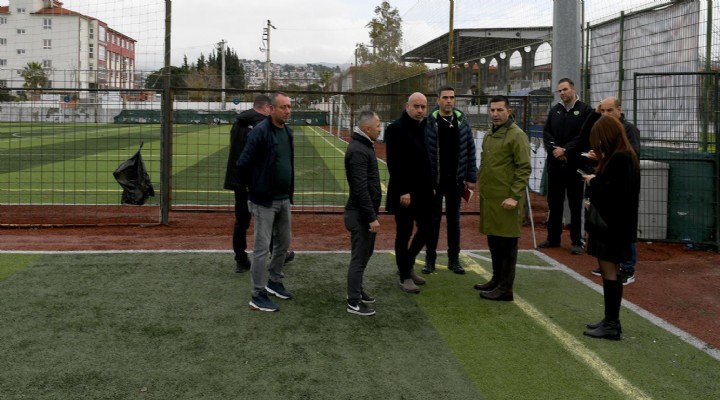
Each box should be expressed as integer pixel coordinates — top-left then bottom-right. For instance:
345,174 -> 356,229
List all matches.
541,78 -> 594,255
344,110 -> 382,316
423,85 -> 477,275
224,95 -> 271,273
385,92 -> 433,293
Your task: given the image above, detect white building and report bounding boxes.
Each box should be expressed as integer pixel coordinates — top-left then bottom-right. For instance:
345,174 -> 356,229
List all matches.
0,0 -> 136,98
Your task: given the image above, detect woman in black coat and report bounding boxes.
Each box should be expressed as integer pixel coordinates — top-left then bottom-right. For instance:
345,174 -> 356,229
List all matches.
582,115 -> 640,340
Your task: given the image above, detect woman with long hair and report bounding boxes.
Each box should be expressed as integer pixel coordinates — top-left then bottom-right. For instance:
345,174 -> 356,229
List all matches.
582,115 -> 640,340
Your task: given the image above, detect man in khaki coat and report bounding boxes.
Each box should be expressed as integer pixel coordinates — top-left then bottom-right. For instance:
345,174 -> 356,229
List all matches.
474,95 -> 532,301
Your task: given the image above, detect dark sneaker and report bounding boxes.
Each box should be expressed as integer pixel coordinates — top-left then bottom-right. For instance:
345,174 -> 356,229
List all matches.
235,258 -> 251,273
249,291 -> 279,312
347,301 -> 376,316
538,240 -> 560,249
448,260 -> 465,275
360,290 -> 376,304
422,260 -> 436,274
620,273 -> 635,286
591,268 -> 601,277
266,280 -> 293,300
284,250 -> 296,264
570,245 -> 584,255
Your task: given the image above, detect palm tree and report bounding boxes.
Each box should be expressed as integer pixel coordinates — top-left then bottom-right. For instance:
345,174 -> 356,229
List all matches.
21,62 -> 49,98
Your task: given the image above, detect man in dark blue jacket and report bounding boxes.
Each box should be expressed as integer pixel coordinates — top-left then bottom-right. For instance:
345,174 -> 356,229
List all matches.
237,92 -> 295,312
423,86 -> 477,275
344,110 -> 382,316
224,95 -> 270,273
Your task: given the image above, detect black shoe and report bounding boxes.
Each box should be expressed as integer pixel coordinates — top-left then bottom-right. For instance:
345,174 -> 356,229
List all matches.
474,280 -> 497,291
284,250 -> 296,264
583,320 -> 622,340
360,290 -> 376,304
479,287 -> 514,301
586,318 -> 605,330
448,260 -> 465,275
422,260 -> 435,274
235,258 -> 251,273
570,245 -> 584,255
538,240 -> 560,249
347,301 -> 376,316
266,280 -> 293,300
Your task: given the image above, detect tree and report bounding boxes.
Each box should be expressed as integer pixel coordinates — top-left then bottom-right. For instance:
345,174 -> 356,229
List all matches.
21,62 -> 48,90
144,66 -> 187,96
355,2 -> 427,90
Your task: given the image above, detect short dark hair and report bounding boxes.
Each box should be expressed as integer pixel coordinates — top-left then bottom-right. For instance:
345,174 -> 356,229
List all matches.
253,94 -> 271,109
558,78 -> 575,87
489,95 -> 510,108
437,85 -> 455,96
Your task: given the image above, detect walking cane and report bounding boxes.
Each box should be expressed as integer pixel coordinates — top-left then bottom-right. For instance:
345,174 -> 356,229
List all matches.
526,186 -> 537,249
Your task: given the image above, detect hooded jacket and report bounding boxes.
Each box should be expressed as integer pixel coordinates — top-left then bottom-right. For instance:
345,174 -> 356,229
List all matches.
224,108 -> 267,190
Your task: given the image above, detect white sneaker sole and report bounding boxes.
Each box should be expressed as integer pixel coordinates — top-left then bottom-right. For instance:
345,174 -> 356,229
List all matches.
249,301 -> 278,312
265,285 -> 292,300
347,307 -> 376,316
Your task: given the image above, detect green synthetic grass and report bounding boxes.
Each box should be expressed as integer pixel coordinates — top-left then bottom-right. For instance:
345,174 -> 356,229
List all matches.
0,123 -> 386,207
0,251 -> 718,399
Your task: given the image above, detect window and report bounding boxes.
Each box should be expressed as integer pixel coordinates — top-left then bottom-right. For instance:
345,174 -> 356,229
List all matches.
17,8 -> 26,13
89,44 -> 94,58
99,26 -> 106,42
99,46 -> 105,60
43,60 -> 52,68
0,38 -> 6,45
43,18 -> 52,29
89,27 -> 94,39
17,29 -> 25,34
0,18 -> 6,25
43,39 -> 52,49
17,49 -> 25,55
0,80 -> 7,88
0,59 -> 6,66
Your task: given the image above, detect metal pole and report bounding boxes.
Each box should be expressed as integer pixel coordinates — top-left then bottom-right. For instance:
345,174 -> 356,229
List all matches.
219,39 -> 226,110
160,0 -> 173,225
618,11 -> 625,101
447,0 -> 454,85
266,20 -> 272,91
703,1 -> 713,151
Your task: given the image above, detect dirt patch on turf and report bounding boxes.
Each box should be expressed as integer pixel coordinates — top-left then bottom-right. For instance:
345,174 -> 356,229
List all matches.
1,210 -> 718,351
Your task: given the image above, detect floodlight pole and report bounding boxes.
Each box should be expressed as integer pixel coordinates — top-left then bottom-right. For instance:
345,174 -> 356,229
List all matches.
264,20 -> 276,91
447,0 -> 454,85
219,39 -> 226,110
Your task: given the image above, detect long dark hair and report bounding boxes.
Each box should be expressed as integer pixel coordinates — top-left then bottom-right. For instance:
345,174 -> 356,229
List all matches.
590,115 -> 638,173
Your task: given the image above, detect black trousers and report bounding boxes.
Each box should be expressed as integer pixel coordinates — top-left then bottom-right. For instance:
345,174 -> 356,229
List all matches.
426,181 -> 463,262
546,164 -> 585,246
345,209 -> 376,303
394,201 -> 432,280
487,235 -> 519,292
232,189 -> 251,261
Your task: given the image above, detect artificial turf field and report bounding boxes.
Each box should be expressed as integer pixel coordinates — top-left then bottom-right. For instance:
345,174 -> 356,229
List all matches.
1,251 -> 718,399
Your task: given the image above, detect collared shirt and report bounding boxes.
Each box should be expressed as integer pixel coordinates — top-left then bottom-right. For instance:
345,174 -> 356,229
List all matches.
352,125 -> 374,145
560,95 -> 579,112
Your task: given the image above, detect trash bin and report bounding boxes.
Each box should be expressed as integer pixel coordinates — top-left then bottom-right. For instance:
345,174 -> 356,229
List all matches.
637,160 -> 669,240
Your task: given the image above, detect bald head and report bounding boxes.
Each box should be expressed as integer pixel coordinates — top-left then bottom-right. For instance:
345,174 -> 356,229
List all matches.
599,96 -> 622,119
405,92 -> 428,121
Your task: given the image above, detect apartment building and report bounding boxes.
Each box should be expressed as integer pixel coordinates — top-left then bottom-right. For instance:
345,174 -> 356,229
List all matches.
0,0 -> 136,96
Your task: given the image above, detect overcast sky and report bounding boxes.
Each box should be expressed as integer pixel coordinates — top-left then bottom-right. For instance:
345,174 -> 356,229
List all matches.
6,0 -> 659,71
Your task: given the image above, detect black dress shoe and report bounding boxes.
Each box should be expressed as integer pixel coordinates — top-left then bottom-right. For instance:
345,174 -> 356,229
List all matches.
422,260 -> 436,274
479,287 -> 514,301
583,320 -> 622,340
448,260 -> 465,275
473,280 -> 497,291
235,258 -> 251,273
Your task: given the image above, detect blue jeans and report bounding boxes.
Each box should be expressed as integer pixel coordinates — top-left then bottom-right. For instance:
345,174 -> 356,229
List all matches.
619,243 -> 637,274
249,199 -> 292,297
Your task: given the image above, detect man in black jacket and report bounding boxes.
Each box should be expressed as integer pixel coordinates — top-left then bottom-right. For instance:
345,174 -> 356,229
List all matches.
385,92 -> 432,293
344,110 -> 382,316
224,95 -> 271,273
541,78 -> 594,255
423,86 -> 477,275
237,92 -> 295,312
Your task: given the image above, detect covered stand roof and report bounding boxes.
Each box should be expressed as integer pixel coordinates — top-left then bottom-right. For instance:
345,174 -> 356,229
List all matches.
402,27 -> 552,64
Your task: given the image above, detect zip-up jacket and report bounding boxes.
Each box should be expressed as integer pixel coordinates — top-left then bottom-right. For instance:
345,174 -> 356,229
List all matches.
425,108 -> 477,187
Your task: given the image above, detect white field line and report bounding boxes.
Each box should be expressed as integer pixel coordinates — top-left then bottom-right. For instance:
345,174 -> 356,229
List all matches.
460,251 -> 652,399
